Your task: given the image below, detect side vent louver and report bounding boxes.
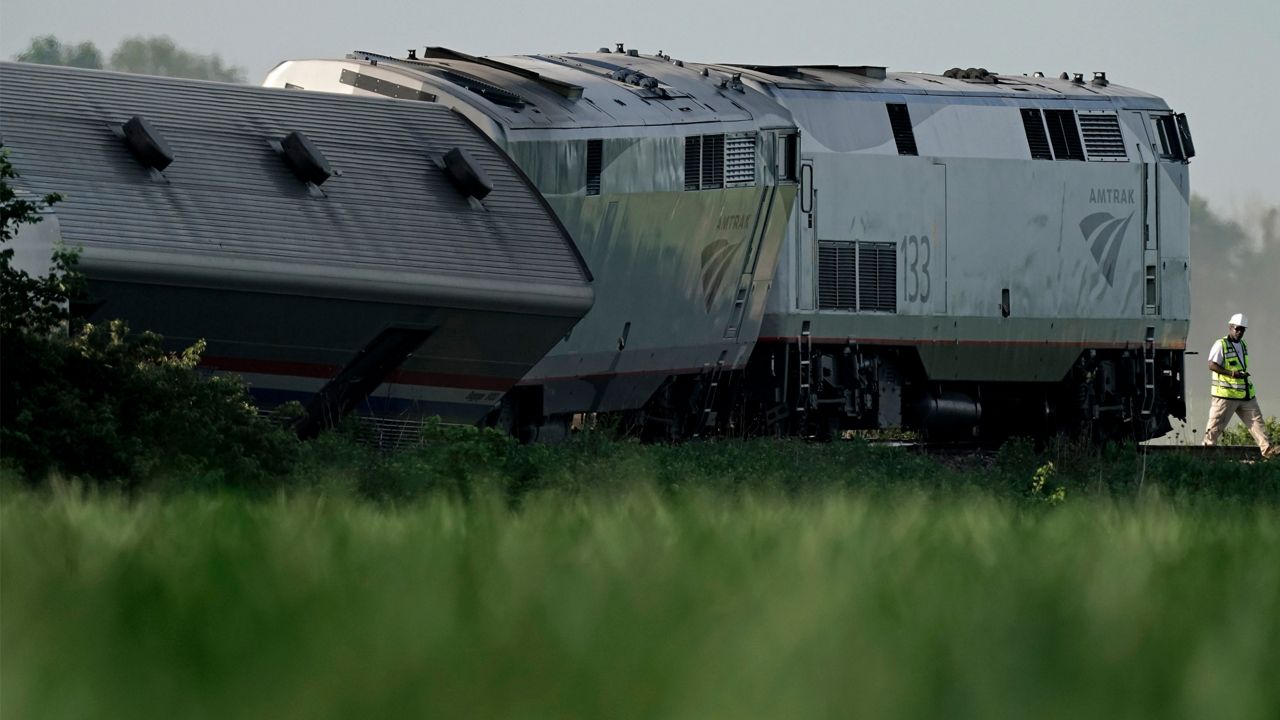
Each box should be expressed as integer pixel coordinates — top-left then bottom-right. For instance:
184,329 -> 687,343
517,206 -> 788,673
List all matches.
818,241 -> 897,312
701,134 -> 724,189
1044,109 -> 1085,161
684,136 -> 702,191
443,147 -> 493,200
886,103 -> 918,156
280,131 -> 333,185
1078,112 -> 1127,160
585,138 -> 602,196
724,133 -> 756,186
857,241 -> 897,313
1021,109 -> 1053,160
122,116 -> 174,171
818,242 -> 857,310
684,134 -> 726,191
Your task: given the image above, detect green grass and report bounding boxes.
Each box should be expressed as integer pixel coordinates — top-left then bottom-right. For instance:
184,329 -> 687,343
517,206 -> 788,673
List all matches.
4,439 -> 1280,719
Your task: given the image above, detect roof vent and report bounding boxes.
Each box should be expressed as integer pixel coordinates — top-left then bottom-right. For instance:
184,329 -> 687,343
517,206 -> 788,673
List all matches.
280,131 -> 333,185
943,67 -> 991,81
443,147 -> 492,200
1059,72 -> 1069,80
1033,71 -> 1044,78
1091,71 -> 1109,87
1072,73 -> 1085,84
407,49 -> 417,60
122,116 -> 174,171
598,47 -> 611,53
616,43 -> 625,53
627,49 -> 639,57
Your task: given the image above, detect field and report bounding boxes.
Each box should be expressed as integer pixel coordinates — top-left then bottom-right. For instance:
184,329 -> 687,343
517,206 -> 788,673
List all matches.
4,435 -> 1280,719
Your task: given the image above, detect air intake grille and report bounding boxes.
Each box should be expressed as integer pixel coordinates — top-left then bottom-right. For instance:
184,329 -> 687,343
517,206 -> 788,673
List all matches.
1021,108 -> 1053,160
585,138 -> 602,195
857,241 -> 898,312
886,103 -> 918,156
685,134 -> 726,190
701,134 -> 724,189
1079,112 -> 1127,160
724,133 -> 756,185
1044,109 -> 1085,161
818,241 -> 897,312
818,242 -> 857,310
684,136 -> 702,191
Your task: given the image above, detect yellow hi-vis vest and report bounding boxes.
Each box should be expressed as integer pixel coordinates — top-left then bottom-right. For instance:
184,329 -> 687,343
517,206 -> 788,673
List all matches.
1211,337 -> 1254,400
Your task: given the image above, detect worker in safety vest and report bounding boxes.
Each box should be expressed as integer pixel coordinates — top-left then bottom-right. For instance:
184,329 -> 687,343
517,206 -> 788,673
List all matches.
1203,313 -> 1276,457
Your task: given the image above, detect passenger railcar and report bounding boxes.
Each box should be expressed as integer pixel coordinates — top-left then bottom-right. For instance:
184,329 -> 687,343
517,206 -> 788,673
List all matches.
1,61 -> 593,438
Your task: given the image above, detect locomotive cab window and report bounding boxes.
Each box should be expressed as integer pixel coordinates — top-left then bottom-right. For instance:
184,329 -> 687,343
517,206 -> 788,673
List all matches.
1175,114 -> 1195,158
779,131 -> 800,182
1153,114 -> 1185,160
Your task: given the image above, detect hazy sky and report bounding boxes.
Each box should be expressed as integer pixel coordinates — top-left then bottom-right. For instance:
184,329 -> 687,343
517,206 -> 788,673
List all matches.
2,0 -> 1276,209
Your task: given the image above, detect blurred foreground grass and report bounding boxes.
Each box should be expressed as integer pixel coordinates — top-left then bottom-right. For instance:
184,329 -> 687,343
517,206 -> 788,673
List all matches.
4,437 -> 1280,719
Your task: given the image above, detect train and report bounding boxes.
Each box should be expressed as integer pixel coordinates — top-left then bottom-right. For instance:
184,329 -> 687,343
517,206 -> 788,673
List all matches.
1,61 -> 594,444
265,47 -> 1193,442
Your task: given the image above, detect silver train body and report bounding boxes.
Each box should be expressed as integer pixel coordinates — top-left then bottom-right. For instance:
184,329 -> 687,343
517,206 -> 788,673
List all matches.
725,64 -> 1192,440
270,51 -> 1192,441
266,48 -> 799,439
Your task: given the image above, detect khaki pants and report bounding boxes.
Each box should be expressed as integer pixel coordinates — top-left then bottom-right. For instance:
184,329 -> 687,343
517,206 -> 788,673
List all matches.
1203,396 -> 1273,454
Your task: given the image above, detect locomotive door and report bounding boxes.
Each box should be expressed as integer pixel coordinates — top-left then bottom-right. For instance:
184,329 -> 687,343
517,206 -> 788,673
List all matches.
1134,115 -> 1161,315
722,183 -> 776,339
796,158 -> 816,310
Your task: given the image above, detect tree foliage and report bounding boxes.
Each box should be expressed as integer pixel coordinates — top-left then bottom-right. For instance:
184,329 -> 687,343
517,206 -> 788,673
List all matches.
12,34 -> 245,83
1,150 -> 295,485
109,36 -> 246,83
13,35 -> 103,69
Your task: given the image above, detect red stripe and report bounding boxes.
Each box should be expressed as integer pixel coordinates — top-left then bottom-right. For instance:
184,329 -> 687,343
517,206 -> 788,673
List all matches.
200,356 -> 515,391
757,336 -> 1188,350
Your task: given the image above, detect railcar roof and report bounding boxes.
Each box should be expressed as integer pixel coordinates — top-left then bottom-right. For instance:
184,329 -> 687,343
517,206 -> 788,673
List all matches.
0,61 -> 592,311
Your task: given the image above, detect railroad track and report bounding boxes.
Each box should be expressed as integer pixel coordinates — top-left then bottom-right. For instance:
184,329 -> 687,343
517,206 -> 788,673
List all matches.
1137,444 -> 1270,461
862,439 -> 1271,462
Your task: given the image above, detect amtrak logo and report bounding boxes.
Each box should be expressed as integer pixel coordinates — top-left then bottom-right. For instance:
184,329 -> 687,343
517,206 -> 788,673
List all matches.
1079,211 -> 1134,286
700,238 -> 744,312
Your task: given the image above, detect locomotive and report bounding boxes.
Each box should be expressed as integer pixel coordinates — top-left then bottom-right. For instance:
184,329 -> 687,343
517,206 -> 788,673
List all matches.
266,48 -> 1192,442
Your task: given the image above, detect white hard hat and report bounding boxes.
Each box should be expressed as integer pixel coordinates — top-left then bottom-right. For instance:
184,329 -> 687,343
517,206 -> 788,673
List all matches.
1229,313 -> 1249,327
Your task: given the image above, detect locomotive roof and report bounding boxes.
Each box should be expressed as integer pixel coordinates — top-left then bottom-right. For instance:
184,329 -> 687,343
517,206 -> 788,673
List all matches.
711,63 -> 1170,110
279,48 -> 795,131
0,61 -> 592,313
309,49 -> 1171,128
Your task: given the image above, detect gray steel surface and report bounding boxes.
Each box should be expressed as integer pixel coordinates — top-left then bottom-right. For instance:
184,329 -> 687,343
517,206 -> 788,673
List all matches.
265,50 -> 800,415
0,61 -> 591,314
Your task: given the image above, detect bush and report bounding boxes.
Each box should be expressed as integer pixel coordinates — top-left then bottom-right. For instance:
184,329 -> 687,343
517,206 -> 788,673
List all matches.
1220,414 -> 1279,447
1,149 -> 298,486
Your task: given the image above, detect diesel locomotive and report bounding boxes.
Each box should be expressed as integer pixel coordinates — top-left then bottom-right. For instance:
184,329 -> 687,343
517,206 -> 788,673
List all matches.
267,47 -> 1192,442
